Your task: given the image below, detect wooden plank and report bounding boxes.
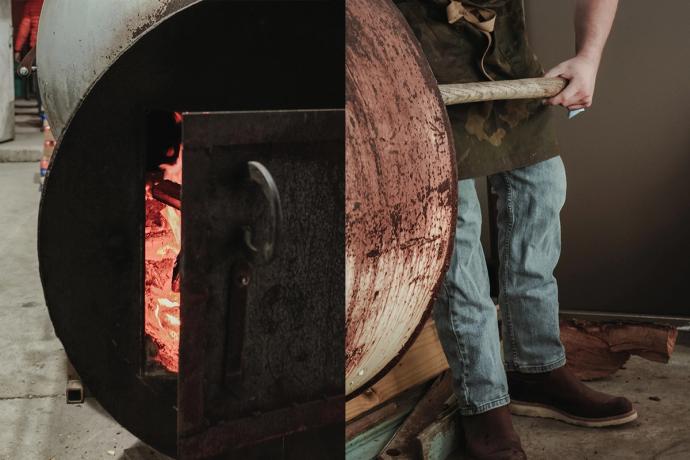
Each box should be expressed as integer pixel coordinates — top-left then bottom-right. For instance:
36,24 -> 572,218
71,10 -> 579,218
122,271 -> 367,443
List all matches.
346,401 -> 402,442
346,386 -> 426,440
345,409 -> 409,460
416,404 -> 461,460
346,320 -> 449,421
561,320 -> 678,380
378,372 -> 453,460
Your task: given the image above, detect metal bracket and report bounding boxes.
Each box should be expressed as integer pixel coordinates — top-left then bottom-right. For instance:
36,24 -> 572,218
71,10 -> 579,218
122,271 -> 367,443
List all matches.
224,259 -> 251,385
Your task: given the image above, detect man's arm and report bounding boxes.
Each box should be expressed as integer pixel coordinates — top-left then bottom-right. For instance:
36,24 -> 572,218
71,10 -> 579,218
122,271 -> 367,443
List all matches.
14,14 -> 31,62
544,0 -> 618,109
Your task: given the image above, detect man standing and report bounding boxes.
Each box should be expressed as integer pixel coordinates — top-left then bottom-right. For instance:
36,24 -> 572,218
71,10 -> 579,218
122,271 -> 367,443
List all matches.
394,1 -> 626,459
14,0 -> 44,62
14,0 -> 44,119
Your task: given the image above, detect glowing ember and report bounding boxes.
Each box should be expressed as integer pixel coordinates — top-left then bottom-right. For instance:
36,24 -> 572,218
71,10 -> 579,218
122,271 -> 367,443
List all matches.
144,183 -> 181,372
144,113 -> 183,373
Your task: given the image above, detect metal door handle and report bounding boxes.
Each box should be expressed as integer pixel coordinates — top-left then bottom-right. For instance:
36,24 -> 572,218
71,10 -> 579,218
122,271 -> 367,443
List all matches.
243,161 -> 282,263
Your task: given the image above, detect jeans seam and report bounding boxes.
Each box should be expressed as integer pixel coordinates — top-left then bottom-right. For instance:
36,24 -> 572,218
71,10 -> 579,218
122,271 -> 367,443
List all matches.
458,394 -> 511,416
504,353 -> 566,373
499,172 -> 520,367
445,282 -> 472,407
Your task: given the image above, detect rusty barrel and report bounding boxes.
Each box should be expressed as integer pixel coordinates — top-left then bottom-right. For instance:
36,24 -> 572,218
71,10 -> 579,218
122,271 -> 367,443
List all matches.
345,0 -> 457,396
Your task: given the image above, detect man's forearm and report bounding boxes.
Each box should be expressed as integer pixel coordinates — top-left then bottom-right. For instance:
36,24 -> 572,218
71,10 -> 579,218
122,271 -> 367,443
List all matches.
574,0 -> 618,64
545,0 -> 618,108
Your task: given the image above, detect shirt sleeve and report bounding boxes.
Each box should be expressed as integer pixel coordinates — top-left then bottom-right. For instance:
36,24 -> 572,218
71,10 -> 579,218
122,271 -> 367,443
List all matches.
14,14 -> 31,52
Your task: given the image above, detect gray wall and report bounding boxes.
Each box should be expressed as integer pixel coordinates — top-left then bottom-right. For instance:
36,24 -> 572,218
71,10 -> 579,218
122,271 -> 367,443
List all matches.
524,1 -> 690,317
0,0 -> 14,142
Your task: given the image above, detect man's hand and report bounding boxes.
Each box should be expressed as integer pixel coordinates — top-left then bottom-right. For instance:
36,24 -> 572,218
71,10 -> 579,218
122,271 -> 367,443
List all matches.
544,0 -> 618,110
545,55 -> 599,110
14,52 -> 21,63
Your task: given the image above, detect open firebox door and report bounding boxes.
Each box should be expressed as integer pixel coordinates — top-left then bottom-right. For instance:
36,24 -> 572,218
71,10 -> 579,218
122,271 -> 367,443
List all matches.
177,110 -> 344,458
145,109 -> 345,458
146,108 -> 346,458
38,2 -> 345,458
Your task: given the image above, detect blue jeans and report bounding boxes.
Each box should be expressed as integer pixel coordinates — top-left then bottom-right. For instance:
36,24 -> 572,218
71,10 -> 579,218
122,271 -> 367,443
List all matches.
433,156 -> 567,415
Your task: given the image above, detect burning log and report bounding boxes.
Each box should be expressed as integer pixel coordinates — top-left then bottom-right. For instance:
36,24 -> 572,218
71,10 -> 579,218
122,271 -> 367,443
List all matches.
145,174 -> 182,373
171,253 -> 181,293
560,319 -> 678,380
155,178 -> 182,293
152,179 -> 181,210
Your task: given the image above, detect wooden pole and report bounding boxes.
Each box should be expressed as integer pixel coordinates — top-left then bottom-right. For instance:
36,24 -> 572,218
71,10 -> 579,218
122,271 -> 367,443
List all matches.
439,77 -> 567,106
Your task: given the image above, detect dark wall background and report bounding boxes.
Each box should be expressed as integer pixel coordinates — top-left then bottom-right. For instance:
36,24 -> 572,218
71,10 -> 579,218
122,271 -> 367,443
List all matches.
523,1 -> 690,317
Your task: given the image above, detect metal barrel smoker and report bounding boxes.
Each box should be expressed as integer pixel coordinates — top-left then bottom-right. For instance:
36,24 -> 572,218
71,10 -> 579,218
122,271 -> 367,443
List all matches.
39,2 -> 344,458
37,0 -> 564,457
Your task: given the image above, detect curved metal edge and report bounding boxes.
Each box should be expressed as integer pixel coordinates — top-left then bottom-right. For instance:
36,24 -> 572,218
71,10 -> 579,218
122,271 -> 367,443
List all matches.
36,3 -> 203,457
345,0 -> 459,401
37,0 -> 203,331
37,0 -> 204,140
38,0 -> 202,257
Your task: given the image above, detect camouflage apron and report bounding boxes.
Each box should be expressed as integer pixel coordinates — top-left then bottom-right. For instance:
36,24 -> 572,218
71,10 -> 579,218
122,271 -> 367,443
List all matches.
394,0 -> 560,179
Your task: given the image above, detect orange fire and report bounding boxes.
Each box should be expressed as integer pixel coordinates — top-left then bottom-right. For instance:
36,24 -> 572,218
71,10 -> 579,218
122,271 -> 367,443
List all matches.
144,115 -> 183,373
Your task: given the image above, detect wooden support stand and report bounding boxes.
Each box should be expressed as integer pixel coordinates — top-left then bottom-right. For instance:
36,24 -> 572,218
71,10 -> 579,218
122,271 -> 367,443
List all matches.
347,320 -> 449,422
378,372 -> 454,460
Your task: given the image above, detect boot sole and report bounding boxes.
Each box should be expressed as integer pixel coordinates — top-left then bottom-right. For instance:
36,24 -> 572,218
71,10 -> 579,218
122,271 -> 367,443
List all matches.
510,400 -> 638,428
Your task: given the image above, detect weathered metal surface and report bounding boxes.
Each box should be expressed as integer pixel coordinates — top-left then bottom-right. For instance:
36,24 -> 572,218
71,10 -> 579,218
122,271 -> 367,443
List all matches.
345,0 -> 457,396
179,110 -> 345,459
65,379 -> 85,404
37,0 -> 201,138
0,0 -> 13,142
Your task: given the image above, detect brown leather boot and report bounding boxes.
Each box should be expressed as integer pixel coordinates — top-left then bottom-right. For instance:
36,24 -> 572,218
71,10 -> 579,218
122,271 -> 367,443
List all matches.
462,405 -> 527,460
507,365 -> 637,427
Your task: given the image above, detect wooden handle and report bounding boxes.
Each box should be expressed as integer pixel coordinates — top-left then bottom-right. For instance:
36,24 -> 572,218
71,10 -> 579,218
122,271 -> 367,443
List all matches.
439,77 -> 567,106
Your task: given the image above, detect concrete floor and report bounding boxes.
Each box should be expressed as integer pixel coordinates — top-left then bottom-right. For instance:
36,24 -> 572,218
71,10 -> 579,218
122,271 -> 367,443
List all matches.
0,100 -> 43,163
0,163 -> 158,459
513,351 -> 690,460
0,130 -> 43,162
2,161 -> 690,460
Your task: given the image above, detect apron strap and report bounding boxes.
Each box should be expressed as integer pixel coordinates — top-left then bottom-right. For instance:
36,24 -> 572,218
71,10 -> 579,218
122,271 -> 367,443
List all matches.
446,0 -> 497,81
